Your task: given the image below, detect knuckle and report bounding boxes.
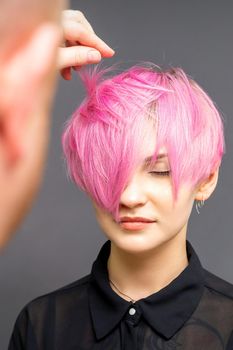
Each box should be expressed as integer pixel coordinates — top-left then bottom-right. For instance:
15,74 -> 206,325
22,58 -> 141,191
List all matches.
65,20 -> 85,37
62,9 -> 73,18
66,20 -> 76,31
75,10 -> 85,19
63,10 -> 86,21
73,49 -> 83,65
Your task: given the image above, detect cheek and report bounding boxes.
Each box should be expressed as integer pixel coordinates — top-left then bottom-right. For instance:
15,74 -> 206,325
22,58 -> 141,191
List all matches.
150,181 -> 194,222
94,212 -> 116,240
94,206 -> 112,229
150,180 -> 174,211
169,189 -> 195,224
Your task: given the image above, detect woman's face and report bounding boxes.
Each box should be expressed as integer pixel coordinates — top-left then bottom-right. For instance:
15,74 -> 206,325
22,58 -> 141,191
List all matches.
91,135 -> 209,255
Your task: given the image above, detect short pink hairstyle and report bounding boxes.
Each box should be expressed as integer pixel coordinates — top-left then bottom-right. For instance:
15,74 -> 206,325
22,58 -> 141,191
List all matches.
62,63 -> 225,222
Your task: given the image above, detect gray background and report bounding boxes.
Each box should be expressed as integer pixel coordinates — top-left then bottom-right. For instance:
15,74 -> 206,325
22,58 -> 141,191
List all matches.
1,0 -> 233,348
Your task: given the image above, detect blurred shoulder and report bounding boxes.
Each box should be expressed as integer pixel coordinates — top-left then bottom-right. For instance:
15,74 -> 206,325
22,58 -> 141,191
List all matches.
203,267 -> 233,300
9,274 -> 92,348
22,273 -> 92,314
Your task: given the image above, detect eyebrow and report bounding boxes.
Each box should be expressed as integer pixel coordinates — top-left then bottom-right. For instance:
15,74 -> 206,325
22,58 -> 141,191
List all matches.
144,153 -> 168,163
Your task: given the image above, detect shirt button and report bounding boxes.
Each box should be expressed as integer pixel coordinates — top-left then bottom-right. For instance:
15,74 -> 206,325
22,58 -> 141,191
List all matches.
129,307 -> 136,315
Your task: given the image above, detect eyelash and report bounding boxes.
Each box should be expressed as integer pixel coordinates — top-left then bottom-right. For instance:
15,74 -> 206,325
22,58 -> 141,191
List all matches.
149,171 -> 170,176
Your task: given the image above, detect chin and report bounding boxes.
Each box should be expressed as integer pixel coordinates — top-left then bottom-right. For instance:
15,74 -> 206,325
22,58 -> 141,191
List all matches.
107,231 -> 165,255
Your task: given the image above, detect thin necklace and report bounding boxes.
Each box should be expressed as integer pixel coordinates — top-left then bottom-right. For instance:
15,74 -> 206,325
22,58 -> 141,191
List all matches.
109,279 -> 136,304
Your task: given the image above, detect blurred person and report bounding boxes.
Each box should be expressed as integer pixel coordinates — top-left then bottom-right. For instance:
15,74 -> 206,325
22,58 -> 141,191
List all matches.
0,2 -> 115,249
8,64 -> 233,349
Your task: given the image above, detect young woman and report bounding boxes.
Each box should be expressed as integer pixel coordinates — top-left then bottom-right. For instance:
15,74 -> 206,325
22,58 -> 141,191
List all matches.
9,63 -> 233,350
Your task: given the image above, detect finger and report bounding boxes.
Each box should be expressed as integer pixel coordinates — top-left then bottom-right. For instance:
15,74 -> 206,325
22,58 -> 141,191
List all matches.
61,67 -> 72,80
66,39 -> 78,47
62,20 -> 115,57
72,66 -> 82,71
62,10 -> 95,33
58,46 -> 102,70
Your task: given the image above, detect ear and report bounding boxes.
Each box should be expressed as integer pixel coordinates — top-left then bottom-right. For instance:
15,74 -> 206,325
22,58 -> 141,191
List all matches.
195,166 -> 220,201
0,23 -> 61,167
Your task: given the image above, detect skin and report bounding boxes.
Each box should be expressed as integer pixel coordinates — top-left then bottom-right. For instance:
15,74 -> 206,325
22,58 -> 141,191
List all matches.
92,134 -> 219,302
58,10 -> 115,80
0,8 -> 115,250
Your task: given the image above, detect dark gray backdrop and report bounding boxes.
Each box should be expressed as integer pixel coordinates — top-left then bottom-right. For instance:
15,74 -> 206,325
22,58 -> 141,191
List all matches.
1,0 -> 233,348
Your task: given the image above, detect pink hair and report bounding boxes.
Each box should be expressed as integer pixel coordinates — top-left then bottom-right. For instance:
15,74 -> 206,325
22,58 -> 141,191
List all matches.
62,63 -> 225,222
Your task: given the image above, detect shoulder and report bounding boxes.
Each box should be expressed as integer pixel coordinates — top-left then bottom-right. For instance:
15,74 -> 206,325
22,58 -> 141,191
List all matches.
20,273 -> 92,317
203,267 -> 233,300
202,269 -> 233,350
9,274 -> 92,348
46,273 -> 92,295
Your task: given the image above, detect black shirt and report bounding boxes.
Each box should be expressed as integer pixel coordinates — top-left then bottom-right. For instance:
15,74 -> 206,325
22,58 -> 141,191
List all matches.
8,239 -> 233,350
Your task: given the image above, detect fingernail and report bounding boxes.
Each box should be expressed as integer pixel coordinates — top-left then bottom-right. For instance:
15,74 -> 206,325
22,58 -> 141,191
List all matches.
107,47 -> 115,54
87,50 -> 101,62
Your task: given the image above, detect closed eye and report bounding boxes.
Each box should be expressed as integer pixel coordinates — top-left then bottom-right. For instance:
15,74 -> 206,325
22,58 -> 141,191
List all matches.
149,171 -> 170,176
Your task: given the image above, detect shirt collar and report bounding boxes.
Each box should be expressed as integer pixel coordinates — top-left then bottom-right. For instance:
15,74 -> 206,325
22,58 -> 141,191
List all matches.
88,239 -> 205,340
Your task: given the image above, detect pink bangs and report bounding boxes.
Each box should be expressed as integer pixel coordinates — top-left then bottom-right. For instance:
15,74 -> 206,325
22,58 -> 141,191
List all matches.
62,63 -> 225,222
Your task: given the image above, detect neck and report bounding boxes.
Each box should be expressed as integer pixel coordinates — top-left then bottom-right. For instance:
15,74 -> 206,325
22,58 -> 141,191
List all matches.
107,228 -> 189,302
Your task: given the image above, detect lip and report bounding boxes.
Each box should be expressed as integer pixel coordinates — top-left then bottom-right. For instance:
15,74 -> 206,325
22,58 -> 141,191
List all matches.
119,221 -> 155,231
119,216 -> 156,223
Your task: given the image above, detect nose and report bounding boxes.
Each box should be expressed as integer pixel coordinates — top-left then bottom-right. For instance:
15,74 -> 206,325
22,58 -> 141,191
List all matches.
119,174 -> 147,209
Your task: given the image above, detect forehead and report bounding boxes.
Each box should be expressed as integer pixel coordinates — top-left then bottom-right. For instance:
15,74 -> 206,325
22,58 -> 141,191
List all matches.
142,129 -> 168,161
137,120 -> 169,164
144,148 -> 168,162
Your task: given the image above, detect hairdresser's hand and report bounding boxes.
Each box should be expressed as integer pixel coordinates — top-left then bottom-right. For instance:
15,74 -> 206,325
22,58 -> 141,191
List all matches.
58,10 -> 115,80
